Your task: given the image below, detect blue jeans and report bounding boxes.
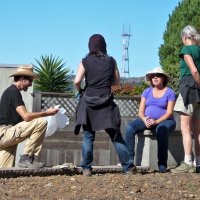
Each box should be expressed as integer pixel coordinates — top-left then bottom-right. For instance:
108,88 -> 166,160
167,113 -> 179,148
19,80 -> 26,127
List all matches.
125,118 -> 176,167
81,127 -> 134,172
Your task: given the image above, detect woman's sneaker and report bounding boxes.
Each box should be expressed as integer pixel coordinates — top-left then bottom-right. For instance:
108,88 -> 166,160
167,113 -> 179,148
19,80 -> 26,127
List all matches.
158,165 -> 167,173
171,161 -> 195,173
82,169 -> 92,177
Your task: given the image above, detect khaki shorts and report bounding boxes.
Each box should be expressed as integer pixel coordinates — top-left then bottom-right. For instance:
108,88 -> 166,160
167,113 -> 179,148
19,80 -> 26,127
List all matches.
174,94 -> 200,118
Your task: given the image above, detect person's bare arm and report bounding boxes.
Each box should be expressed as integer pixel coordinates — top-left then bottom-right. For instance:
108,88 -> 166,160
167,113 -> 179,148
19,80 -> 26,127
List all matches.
16,105 -> 59,122
112,60 -> 120,86
138,96 -> 152,128
74,62 -> 85,91
138,96 -> 146,122
184,54 -> 200,85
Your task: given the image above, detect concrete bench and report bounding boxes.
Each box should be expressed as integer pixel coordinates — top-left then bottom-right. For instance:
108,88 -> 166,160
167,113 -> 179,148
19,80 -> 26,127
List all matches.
134,129 -> 184,170
16,115 -> 184,170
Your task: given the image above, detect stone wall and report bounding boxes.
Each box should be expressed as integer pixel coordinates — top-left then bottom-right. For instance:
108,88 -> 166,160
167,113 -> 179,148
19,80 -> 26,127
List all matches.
38,113 -> 184,169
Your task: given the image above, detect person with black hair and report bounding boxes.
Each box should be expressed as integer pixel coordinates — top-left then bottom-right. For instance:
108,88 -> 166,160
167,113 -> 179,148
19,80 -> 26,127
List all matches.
74,34 -> 136,176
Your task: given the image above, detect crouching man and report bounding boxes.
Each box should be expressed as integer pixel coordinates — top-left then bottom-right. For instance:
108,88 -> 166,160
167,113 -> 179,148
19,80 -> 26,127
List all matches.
0,65 -> 59,168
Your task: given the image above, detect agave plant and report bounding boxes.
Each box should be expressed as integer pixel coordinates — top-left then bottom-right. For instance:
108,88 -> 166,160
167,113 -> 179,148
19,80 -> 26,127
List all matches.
33,55 -> 71,92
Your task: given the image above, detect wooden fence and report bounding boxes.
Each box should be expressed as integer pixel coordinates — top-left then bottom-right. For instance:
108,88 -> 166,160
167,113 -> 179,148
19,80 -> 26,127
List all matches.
32,91 -> 141,117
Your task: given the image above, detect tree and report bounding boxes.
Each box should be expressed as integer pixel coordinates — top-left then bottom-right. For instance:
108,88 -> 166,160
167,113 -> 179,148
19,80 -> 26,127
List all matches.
112,82 -> 148,96
33,55 -> 72,92
159,0 -> 200,91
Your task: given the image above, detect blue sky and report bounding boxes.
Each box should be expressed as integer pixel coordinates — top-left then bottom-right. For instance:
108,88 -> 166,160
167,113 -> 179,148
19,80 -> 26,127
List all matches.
0,0 -> 181,77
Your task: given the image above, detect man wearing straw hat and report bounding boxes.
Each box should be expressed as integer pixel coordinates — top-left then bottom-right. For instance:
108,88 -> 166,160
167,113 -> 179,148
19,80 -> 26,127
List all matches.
0,65 -> 59,168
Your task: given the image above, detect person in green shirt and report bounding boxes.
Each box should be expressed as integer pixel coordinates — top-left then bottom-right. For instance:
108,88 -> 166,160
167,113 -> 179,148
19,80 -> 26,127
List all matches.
172,25 -> 200,173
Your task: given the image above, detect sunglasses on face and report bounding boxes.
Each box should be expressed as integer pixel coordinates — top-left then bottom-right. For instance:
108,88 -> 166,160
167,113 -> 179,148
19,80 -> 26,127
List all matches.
150,73 -> 163,78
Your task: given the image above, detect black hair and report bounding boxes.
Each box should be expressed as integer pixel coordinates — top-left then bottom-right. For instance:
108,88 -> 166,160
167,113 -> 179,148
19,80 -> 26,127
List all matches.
14,75 -> 32,82
86,51 -> 108,60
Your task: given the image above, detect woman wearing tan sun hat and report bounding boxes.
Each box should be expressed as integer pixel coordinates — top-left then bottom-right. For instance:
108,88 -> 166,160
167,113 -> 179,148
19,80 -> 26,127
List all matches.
0,64 -> 59,168
125,67 -> 176,173
145,67 -> 170,85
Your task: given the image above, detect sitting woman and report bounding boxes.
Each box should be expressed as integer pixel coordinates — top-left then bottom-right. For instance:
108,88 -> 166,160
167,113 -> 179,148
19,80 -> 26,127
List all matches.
125,67 -> 176,173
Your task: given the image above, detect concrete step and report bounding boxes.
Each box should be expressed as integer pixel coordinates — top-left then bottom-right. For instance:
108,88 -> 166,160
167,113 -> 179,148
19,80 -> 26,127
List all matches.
45,130 -> 111,141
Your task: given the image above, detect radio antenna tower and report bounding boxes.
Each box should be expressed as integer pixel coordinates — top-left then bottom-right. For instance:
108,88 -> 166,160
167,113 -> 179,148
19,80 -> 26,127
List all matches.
121,25 -> 131,79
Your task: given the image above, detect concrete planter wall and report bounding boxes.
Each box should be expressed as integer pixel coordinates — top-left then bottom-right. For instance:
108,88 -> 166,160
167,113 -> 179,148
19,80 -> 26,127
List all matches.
38,114 -> 184,170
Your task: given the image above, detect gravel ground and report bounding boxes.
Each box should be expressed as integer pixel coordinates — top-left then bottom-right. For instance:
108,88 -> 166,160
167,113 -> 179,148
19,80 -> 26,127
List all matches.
0,171 -> 200,200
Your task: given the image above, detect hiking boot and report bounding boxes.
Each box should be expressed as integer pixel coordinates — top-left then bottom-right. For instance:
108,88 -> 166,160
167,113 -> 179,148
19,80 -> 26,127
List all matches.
83,169 -> 92,177
17,154 -> 45,168
125,165 -> 137,175
158,165 -> 167,173
171,161 -> 195,173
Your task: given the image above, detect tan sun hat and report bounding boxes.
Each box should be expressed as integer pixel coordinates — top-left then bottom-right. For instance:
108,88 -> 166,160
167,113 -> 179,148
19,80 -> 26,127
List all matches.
9,65 -> 38,79
145,67 -> 169,83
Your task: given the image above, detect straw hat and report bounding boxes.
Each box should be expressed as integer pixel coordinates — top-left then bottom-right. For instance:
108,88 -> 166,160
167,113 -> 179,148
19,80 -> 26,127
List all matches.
9,65 -> 38,79
145,67 -> 169,83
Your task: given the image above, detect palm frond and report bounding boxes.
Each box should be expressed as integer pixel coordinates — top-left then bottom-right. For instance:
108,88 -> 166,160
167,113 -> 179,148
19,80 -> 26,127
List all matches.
33,54 -> 72,92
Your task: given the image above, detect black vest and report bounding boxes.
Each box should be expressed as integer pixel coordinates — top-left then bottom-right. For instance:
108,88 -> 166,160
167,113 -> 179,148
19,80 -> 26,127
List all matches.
82,54 -> 115,97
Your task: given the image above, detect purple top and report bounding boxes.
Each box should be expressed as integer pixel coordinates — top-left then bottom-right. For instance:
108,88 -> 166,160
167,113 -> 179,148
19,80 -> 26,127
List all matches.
142,87 -> 176,120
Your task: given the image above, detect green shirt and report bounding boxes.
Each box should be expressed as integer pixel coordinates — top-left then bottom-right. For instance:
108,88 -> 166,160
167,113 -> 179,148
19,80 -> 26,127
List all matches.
180,45 -> 200,77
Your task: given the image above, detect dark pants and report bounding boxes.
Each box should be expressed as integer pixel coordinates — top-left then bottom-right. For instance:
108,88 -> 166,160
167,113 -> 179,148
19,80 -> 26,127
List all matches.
81,126 -> 134,172
125,118 -> 176,167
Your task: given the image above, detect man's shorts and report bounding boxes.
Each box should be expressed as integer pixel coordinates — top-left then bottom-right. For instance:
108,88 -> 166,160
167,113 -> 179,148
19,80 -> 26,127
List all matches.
174,93 -> 200,118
